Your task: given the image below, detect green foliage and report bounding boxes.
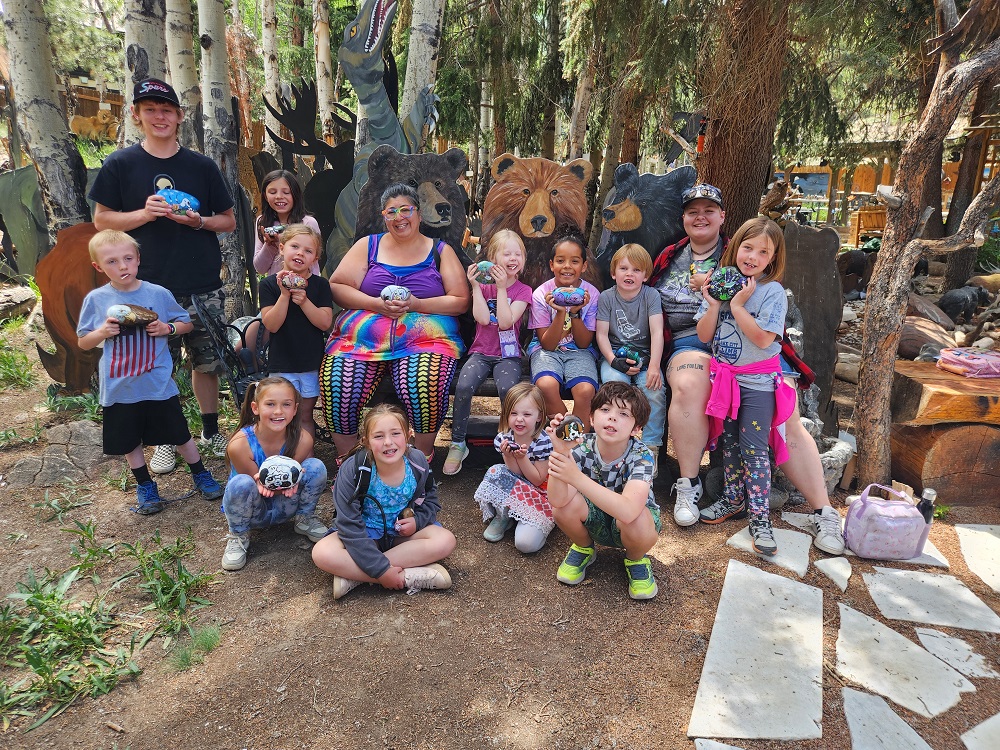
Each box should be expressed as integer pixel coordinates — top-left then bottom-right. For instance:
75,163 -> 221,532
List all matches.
0,341 -> 36,390
42,0 -> 125,87
976,218 -> 1000,273
44,386 -> 102,422
74,139 -> 116,169
167,624 -> 222,671
33,483 -> 94,524
0,525 -> 215,731
0,422 -> 44,450
933,504 -> 951,520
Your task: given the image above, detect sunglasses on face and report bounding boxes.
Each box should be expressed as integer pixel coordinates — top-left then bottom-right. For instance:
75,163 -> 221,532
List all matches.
382,205 -> 418,219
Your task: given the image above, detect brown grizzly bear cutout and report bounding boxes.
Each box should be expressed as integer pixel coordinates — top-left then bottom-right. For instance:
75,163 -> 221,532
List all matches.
481,153 -> 596,290
35,223 -> 102,393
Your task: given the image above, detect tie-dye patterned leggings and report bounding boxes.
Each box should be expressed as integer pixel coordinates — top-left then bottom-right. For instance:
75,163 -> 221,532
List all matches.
720,386 -> 775,519
320,353 -> 459,436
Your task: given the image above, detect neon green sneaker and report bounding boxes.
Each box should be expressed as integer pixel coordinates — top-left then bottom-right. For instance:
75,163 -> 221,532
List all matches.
624,556 -> 658,600
557,543 -> 596,585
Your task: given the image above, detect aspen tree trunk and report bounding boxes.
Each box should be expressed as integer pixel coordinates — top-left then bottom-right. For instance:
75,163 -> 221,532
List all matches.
262,0 -> 282,159
123,0 -> 168,145
314,0 -> 337,141
856,35 -> 1000,487
399,0 -> 446,127
567,39 -> 597,160
1,2 -> 90,253
227,1 -> 254,148
588,86 -> 627,253
165,0 -> 201,150
199,0 -> 245,319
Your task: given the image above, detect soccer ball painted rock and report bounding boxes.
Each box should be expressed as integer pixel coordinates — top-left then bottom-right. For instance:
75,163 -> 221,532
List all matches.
156,188 -> 201,214
551,287 -> 586,307
107,303 -> 159,326
258,455 -> 302,491
555,415 -> 586,442
281,273 -> 308,290
380,284 -> 411,302
615,345 -> 646,370
705,266 -> 747,302
475,261 -> 495,283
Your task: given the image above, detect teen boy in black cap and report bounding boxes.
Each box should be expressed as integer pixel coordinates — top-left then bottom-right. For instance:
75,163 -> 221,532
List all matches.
91,77 -> 237,472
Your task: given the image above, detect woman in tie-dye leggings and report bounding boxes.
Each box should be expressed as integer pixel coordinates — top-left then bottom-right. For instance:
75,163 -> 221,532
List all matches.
320,184 -> 470,459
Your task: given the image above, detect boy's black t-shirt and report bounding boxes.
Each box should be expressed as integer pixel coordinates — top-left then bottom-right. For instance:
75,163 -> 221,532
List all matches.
259,274 -> 333,373
89,144 -> 235,296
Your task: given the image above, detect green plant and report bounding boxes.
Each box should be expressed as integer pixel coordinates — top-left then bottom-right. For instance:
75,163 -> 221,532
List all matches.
0,342 -> 36,389
44,387 -> 102,422
102,466 -> 133,492
65,520 -> 119,574
0,421 -> 44,449
1,314 -> 26,332
167,623 -> 221,671
32,483 -> 94,523
933,504 -> 951,520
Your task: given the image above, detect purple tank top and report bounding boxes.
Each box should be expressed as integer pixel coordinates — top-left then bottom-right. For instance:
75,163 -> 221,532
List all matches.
358,234 -> 447,299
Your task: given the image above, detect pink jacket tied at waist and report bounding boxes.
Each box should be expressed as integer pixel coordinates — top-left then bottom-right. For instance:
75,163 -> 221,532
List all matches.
705,354 -> 797,464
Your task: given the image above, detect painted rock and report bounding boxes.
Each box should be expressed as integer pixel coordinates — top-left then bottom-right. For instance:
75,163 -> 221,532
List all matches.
281,273 -> 308,290
615,344 -> 646,369
690,258 -> 718,276
258,455 -> 303,491
551,287 -> 586,307
706,266 -> 747,302
475,260 -> 495,283
263,224 -> 286,238
380,284 -> 411,302
555,415 -> 586,442
107,303 -> 159,326
156,188 -> 200,214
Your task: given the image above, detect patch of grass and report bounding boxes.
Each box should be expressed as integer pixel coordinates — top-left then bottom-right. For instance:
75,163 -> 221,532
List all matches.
102,466 -> 133,493
43,385 -> 102,422
32,483 -> 94,523
934,503 -> 951,520
0,525 -> 215,731
0,421 -> 43,450
1,314 -> 26,332
75,139 -> 116,169
167,623 -> 222,671
0,342 -> 36,389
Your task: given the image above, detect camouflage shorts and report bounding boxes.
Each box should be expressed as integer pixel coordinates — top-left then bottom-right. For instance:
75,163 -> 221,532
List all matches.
170,289 -> 226,375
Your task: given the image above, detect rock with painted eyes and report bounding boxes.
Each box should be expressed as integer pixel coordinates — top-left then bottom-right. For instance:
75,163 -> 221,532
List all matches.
555,415 -> 586,442
613,345 -> 646,371
551,287 -> 586,307
475,261 -> 495,284
705,266 -> 747,302
156,188 -> 201,215
258,455 -> 303,491
281,273 -> 308,290
261,224 -> 286,240
380,284 -> 412,302
107,304 -> 159,326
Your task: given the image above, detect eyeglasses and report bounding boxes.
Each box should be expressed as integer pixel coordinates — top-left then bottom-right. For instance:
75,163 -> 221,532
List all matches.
682,184 -> 723,208
382,205 -> 418,219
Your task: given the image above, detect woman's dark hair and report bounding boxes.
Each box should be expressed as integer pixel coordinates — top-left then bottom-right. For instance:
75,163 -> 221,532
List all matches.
380,183 -> 420,210
260,170 -> 306,226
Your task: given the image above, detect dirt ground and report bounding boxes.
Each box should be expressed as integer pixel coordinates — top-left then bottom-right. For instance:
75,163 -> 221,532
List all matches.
1,318 -> 998,750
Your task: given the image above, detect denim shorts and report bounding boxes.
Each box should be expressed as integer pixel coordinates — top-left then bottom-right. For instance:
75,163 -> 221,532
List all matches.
273,370 -> 320,398
668,334 -> 710,361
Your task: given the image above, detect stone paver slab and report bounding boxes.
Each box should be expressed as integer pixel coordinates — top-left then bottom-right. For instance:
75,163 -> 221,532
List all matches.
725,526 -> 813,577
915,628 -> 1000,679
688,559 -> 822,740
814,556 -> 852,592
836,604 -> 975,718
695,741 -> 746,750
864,567 -> 1000,633
955,525 -> 1000,594
962,710 -> 1000,750
842,687 -> 933,750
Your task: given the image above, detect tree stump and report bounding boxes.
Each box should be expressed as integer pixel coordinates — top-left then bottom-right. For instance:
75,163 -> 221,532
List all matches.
891,361 -> 1000,426
890,423 -> 1000,506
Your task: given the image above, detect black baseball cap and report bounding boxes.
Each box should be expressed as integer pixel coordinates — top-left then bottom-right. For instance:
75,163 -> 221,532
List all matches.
133,77 -> 180,107
682,183 -> 724,209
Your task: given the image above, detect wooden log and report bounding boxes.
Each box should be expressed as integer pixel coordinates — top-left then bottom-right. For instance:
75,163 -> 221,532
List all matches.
892,360 -> 1000,426
890,422 -> 1000,506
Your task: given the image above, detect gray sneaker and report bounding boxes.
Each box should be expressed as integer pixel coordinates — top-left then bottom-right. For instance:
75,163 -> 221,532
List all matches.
749,517 -> 778,557
673,478 -> 702,527
699,496 -> 747,525
808,506 -> 845,555
221,533 -> 250,571
293,514 -> 329,543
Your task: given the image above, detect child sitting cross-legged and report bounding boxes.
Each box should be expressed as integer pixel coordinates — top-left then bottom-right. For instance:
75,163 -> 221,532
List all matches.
545,382 -> 662,600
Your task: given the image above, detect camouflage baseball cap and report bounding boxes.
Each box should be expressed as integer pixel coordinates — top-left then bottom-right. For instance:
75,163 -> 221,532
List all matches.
681,183 -> 723,209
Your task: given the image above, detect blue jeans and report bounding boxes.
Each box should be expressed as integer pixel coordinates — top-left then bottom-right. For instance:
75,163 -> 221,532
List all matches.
599,361 -> 665,447
223,457 -> 327,535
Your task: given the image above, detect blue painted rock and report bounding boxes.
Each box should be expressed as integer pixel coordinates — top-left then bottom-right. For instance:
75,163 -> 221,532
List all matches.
258,455 -> 302,491
281,273 -> 308,290
380,284 -> 412,302
156,188 -> 200,214
107,303 -> 158,326
551,287 -> 586,307
706,266 -> 747,302
555,415 -> 586,442
615,344 -> 646,370
475,260 -> 495,284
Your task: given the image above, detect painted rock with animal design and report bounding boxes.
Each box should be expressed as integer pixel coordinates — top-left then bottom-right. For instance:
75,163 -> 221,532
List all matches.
107,304 -> 159,326
258,455 -> 303,491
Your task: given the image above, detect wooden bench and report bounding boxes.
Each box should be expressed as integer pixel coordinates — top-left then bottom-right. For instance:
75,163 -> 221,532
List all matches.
849,206 -> 887,247
890,360 -> 1000,506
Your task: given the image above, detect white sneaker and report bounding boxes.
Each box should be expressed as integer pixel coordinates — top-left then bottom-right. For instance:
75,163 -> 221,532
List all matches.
442,441 -> 469,476
809,506 -> 846,555
221,533 -> 249,571
403,564 -> 452,592
673,477 -> 702,527
648,446 -> 660,480
333,576 -> 362,600
293,514 -> 329,543
150,444 -> 177,474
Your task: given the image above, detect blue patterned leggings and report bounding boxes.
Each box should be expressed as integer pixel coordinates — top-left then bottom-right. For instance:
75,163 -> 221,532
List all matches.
720,387 -> 775,519
223,457 -> 327,535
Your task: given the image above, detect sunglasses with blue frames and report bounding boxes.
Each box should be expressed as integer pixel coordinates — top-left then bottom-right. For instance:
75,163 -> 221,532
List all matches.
382,205 -> 418,219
